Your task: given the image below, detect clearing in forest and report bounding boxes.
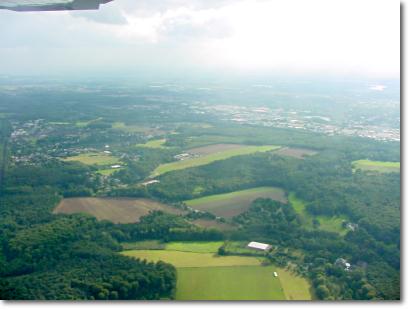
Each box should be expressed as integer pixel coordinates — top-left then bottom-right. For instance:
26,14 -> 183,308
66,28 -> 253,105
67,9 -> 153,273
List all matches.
184,187 -> 287,218
352,159 -> 400,173
54,197 -> 181,224
288,193 -> 348,235
151,144 -> 280,176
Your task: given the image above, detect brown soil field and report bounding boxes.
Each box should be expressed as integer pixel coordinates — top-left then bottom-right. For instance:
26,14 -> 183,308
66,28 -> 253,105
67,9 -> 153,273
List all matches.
274,147 -> 317,159
54,197 -> 182,224
187,144 -> 246,155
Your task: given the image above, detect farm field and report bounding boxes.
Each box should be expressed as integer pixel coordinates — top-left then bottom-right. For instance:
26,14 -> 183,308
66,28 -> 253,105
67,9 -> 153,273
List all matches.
165,241 -> 224,253
288,193 -> 347,235
63,152 -> 121,166
151,144 -> 280,176
176,266 -> 286,300
273,147 -> 318,159
121,250 -> 262,267
121,242 -> 312,300
136,139 -> 167,148
185,186 -> 287,218
54,197 -> 181,224
352,159 -> 400,173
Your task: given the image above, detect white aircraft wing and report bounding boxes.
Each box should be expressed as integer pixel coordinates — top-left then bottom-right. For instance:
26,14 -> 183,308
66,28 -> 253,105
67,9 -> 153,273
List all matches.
0,0 -> 114,11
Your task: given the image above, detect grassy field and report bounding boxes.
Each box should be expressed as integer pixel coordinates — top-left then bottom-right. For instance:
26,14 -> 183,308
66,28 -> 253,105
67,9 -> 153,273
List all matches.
121,250 -> 262,267
352,159 -> 400,173
176,266 -> 286,300
273,147 -> 318,159
136,139 -> 168,148
165,241 -> 224,253
96,167 -> 122,176
151,145 -> 280,176
288,193 -> 347,235
122,244 -> 312,300
54,197 -> 181,224
185,187 -> 287,218
64,152 -> 120,166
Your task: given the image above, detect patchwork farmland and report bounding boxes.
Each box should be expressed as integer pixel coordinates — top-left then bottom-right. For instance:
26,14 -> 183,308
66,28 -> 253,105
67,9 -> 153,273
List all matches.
185,186 -> 287,218
54,197 -> 182,224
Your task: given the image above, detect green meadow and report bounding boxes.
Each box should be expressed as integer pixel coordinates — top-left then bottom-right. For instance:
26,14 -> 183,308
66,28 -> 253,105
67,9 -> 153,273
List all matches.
176,266 -> 285,300
352,159 -> 400,173
64,152 -> 121,166
289,193 -> 348,235
121,241 -> 312,300
151,145 -> 280,176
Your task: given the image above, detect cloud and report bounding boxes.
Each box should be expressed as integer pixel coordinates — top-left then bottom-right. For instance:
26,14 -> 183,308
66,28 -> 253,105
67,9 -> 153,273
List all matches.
0,0 -> 400,78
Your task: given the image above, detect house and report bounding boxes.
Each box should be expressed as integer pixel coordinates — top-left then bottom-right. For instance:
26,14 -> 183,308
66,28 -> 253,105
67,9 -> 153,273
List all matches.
334,258 -> 351,271
110,165 -> 122,169
273,272 -> 278,277
247,241 -> 272,251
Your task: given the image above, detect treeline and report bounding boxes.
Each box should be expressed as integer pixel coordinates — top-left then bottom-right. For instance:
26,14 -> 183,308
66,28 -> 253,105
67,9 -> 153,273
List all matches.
230,198 -> 399,300
0,188 -> 177,300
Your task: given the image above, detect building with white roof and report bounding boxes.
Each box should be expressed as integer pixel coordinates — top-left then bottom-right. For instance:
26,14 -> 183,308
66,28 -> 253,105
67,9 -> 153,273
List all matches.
247,241 -> 272,251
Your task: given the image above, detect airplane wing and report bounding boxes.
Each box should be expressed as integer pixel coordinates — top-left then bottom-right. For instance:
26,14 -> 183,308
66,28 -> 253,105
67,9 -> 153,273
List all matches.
0,0 -> 114,11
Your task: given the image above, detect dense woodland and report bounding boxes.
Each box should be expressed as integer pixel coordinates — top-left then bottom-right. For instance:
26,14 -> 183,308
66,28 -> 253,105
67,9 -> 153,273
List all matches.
0,83 -> 401,300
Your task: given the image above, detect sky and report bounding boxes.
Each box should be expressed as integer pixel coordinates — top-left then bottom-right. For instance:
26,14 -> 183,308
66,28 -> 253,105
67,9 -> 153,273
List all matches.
0,0 -> 400,79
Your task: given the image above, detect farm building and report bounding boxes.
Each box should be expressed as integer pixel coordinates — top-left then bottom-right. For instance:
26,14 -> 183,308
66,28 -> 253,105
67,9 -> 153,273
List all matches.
110,164 -> 122,169
247,241 -> 272,251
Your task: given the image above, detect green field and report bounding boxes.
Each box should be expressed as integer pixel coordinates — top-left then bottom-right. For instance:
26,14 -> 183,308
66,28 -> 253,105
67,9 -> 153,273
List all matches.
185,186 -> 287,218
121,244 -> 312,300
165,241 -> 224,253
64,152 -> 121,166
352,159 -> 400,173
151,145 -> 280,176
136,139 -> 168,149
122,250 -> 261,267
176,266 -> 286,300
289,193 -> 347,235
96,167 -> 122,176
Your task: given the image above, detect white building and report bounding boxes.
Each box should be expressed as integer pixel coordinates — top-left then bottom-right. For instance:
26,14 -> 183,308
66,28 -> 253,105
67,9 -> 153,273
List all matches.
247,241 -> 272,251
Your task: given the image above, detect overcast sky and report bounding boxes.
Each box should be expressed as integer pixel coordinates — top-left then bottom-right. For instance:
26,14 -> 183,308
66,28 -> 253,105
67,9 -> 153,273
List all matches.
0,0 -> 400,79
